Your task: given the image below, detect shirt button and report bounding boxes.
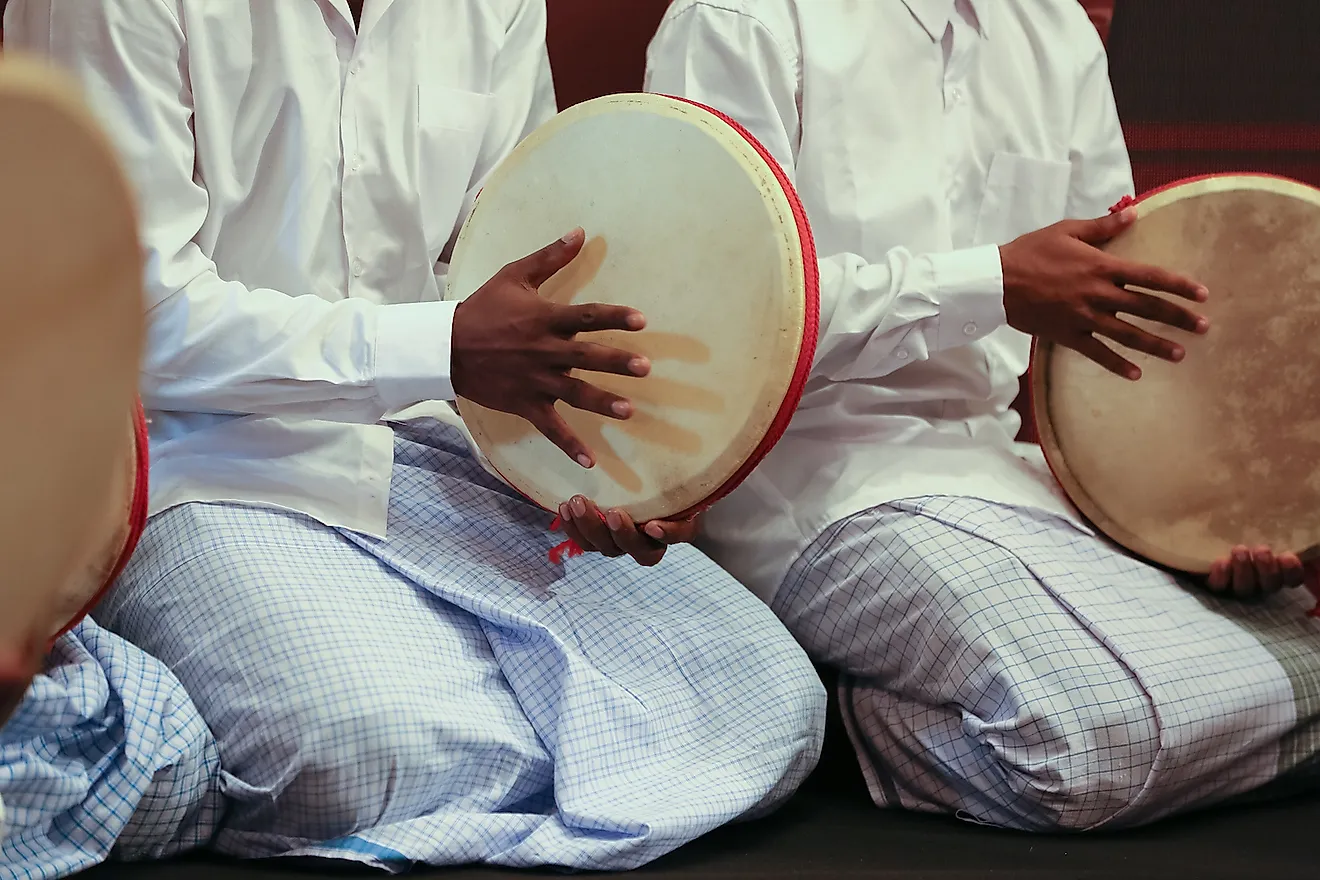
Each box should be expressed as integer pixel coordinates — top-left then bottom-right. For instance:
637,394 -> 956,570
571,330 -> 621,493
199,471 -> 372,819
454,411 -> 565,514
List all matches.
963,322 -> 978,336
349,66 -> 360,77
352,260 -> 364,277
896,348 -> 910,361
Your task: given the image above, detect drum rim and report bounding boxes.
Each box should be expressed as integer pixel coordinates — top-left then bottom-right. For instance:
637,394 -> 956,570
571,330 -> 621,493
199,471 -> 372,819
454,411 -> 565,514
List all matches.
48,401 -> 150,643
1029,172 -> 1320,573
662,96 -> 820,521
449,93 -> 819,522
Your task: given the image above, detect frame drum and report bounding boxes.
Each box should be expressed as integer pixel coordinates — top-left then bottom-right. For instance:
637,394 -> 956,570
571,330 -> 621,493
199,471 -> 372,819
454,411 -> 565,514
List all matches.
0,56 -> 147,655
1032,174 -> 1320,583
445,94 -> 818,523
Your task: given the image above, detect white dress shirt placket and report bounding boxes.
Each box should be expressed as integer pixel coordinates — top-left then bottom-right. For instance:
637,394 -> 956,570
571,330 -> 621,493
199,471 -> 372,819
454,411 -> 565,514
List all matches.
338,30 -> 367,296
942,10 -> 979,251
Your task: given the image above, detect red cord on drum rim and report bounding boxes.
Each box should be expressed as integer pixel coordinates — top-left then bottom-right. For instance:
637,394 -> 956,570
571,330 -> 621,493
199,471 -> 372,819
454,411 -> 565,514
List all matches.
1033,174 -> 1320,618
546,96 -> 821,563
47,400 -> 150,645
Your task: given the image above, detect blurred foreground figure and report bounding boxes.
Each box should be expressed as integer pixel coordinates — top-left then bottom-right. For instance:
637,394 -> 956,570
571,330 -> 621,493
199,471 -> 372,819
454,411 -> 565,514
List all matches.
0,54 -> 220,877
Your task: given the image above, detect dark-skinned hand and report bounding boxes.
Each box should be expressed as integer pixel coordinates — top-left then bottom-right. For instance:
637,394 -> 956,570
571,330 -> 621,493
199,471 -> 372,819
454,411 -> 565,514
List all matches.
558,495 -> 698,567
451,228 -> 650,468
1205,545 -> 1306,600
1001,207 -> 1211,380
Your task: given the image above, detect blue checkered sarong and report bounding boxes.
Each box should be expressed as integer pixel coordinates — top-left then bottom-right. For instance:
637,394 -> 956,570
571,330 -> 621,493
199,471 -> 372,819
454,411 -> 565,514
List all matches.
0,619 -> 222,880
94,419 -> 825,871
774,496 -> 1320,831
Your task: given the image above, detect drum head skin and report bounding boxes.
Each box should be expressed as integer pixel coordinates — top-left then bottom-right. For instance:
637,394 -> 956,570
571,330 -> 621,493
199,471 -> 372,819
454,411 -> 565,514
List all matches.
0,55 -> 146,650
1033,174 -> 1320,573
446,94 -> 818,523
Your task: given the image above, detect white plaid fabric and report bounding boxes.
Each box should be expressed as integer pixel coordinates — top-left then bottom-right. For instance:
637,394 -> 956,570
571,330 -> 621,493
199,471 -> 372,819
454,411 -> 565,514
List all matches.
95,419 -> 825,872
0,620 -> 223,880
774,496 -> 1320,831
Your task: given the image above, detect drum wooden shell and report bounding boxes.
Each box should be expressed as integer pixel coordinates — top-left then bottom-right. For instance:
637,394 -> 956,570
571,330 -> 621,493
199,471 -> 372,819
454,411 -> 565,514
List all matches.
47,404 -> 150,642
445,94 -> 818,523
1032,174 -> 1320,573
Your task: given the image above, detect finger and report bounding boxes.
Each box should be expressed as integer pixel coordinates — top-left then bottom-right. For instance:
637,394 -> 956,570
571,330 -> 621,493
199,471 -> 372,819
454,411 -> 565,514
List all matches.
557,340 -> 651,378
605,508 -> 666,567
1231,546 -> 1258,599
1109,258 -> 1209,304
1207,559 -> 1230,593
1252,546 -> 1283,594
1070,334 -> 1142,381
506,228 -> 586,288
558,501 -> 601,554
1092,314 -> 1186,363
643,518 -> 698,545
1278,553 -> 1307,589
526,405 -> 595,468
569,496 -> 623,557
1110,288 -> 1210,334
1071,206 -> 1137,245
555,376 -> 634,420
548,302 -> 646,336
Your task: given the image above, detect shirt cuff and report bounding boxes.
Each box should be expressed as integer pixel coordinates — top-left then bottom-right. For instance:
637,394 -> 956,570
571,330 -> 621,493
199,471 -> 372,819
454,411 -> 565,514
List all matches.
931,244 -> 1007,350
374,300 -> 458,409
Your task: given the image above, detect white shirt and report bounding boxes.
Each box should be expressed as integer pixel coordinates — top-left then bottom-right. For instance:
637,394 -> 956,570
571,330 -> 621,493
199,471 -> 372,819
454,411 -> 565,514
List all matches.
645,0 -> 1134,601
4,0 -> 555,537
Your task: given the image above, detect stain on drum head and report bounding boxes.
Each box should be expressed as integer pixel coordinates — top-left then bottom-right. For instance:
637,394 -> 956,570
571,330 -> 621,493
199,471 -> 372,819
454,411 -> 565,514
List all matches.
1033,175 -> 1320,573
446,94 -> 813,523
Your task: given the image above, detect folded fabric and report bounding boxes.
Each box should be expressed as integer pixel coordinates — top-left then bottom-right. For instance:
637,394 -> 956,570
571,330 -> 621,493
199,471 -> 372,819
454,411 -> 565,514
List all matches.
0,619 -> 222,880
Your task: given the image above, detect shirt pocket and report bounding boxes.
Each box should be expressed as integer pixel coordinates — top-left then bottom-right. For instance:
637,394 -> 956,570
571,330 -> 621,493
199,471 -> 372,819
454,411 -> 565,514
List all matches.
416,84 -> 493,261
972,152 -> 1073,246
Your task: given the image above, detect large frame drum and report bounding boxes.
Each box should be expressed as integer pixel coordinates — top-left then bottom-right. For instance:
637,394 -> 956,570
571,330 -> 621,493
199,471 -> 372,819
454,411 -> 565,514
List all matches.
445,94 -> 818,524
1032,174 -> 1320,591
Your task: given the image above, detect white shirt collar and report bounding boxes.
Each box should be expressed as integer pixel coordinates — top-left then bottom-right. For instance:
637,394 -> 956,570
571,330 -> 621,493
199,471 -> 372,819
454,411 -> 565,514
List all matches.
328,0 -> 398,35
901,0 -> 990,42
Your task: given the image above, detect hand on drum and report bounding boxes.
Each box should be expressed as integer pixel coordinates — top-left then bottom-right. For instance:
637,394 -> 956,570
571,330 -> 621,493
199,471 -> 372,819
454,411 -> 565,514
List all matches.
558,495 -> 697,567
1001,207 -> 1211,380
451,228 -> 650,468
1206,546 -> 1307,599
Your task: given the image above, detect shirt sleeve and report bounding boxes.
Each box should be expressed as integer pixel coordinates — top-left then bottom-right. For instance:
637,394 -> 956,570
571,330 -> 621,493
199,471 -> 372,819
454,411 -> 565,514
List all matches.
7,0 -> 464,420
645,0 -> 1007,384
1064,19 -> 1136,219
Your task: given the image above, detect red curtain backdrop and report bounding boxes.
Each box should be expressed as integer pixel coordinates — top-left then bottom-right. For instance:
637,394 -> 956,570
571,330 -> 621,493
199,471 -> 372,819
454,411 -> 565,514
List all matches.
546,0 -> 672,109
1107,0 -> 1320,193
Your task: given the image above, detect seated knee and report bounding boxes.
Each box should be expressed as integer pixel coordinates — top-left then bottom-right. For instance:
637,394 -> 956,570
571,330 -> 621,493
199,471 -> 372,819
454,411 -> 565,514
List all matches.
224,696 -> 546,841
980,699 -> 1160,832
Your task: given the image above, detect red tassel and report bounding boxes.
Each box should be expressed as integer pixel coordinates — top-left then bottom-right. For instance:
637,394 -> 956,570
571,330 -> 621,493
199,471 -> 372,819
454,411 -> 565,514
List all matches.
1109,194 -> 1137,213
547,514 -> 586,564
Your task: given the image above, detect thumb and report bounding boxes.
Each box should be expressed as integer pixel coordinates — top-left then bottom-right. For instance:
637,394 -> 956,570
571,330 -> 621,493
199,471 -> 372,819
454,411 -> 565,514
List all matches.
507,228 -> 585,288
1074,206 -> 1137,245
